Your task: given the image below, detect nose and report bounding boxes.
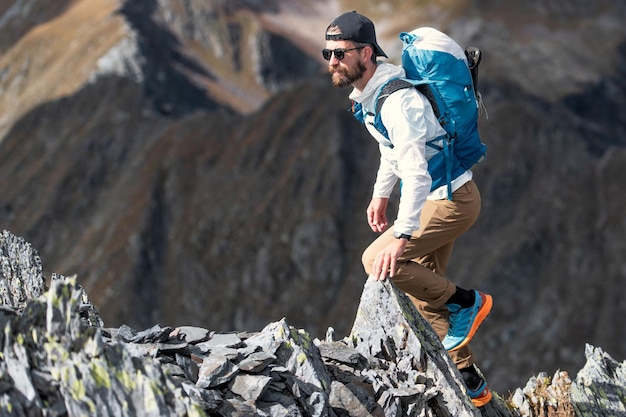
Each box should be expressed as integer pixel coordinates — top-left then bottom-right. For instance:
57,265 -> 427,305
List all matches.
328,53 -> 340,66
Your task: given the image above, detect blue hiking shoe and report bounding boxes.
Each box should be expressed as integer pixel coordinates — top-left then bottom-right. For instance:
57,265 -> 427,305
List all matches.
462,365 -> 493,407
442,290 -> 492,351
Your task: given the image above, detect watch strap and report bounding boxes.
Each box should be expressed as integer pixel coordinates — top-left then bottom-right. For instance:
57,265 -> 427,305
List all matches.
394,232 -> 412,241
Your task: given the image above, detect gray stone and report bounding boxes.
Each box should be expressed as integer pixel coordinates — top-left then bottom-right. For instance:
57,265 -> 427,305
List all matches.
201,332 -> 242,348
51,273 -> 104,328
572,344 -> 626,416
307,391 -> 330,417
317,341 -> 365,366
219,398 -> 259,416
0,230 -> 46,311
4,343 -> 39,407
181,382 -> 223,412
176,353 -> 199,382
230,373 -> 273,401
161,362 -> 186,378
202,345 -> 241,360
175,326 -> 211,344
196,355 -> 239,389
348,276 -> 480,417
156,340 -> 189,354
237,351 -> 277,373
130,324 -> 174,343
329,380 -> 374,417
106,324 -> 138,342
244,328 -> 283,356
263,319 -> 332,392
122,342 -> 156,358
258,391 -> 303,416
342,382 -> 380,415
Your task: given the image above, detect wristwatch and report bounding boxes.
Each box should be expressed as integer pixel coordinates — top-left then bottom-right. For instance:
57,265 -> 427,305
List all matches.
393,231 -> 412,241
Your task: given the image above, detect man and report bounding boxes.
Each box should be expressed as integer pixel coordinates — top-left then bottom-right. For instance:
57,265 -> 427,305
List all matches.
324,11 -> 493,407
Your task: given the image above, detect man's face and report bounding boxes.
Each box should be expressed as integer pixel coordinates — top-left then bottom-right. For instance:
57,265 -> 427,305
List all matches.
325,40 -> 366,88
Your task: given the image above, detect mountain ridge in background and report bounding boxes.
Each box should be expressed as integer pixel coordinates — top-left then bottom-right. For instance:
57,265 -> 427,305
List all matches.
0,0 -> 625,394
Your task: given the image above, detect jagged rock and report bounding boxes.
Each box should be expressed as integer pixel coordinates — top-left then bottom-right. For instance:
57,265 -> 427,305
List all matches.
572,344 -> 626,416
0,276 -> 204,416
509,344 -> 626,417
0,230 -> 45,310
50,273 -> 105,329
230,373 -> 273,401
345,277 -> 479,416
196,355 -> 240,389
0,230 -> 624,417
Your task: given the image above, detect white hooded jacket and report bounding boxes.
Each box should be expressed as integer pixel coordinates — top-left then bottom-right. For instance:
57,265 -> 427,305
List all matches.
349,62 -> 472,235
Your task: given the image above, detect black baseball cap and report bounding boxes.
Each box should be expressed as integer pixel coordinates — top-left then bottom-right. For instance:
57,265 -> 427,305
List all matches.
325,11 -> 388,58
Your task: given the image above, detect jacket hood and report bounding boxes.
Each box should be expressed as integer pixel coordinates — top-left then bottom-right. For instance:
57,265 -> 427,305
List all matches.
349,62 -> 405,109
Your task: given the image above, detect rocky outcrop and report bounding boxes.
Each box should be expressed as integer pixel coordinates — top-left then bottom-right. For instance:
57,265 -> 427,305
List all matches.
509,345 -> 626,417
0,230 -> 624,417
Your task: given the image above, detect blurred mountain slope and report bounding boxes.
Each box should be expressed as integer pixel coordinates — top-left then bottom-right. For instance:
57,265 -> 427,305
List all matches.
0,0 -> 625,393
0,0 -> 126,139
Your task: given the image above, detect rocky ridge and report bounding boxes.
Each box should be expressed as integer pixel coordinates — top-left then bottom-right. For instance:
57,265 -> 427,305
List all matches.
0,230 -> 624,417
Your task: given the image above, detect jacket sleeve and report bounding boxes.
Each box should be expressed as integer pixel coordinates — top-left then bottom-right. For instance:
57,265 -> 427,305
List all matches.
380,88 -> 434,235
371,148 -> 398,199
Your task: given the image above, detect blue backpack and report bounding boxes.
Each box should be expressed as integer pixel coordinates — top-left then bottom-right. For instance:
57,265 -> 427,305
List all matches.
353,27 -> 487,200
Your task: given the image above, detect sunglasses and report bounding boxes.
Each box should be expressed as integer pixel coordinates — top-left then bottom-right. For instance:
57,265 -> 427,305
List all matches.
322,47 -> 365,61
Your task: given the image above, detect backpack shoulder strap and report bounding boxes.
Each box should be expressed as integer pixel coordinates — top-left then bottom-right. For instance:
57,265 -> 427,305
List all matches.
352,77 -> 420,124
372,78 -> 415,140
375,78 -> 415,114
377,79 -> 443,127
414,84 -> 442,120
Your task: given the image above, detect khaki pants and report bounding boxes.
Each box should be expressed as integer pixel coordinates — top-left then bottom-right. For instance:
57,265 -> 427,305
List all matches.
361,180 -> 481,368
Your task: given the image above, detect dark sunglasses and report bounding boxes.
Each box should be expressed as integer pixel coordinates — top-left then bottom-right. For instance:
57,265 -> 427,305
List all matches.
322,47 -> 365,61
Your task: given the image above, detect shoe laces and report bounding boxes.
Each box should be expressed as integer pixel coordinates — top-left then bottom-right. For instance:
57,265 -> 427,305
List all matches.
447,304 -> 465,332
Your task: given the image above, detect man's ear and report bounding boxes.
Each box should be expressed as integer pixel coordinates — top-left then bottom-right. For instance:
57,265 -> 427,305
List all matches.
362,45 -> 374,63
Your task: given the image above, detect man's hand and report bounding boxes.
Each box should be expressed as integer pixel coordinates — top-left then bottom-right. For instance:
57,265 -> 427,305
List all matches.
372,238 -> 408,281
367,198 -> 389,232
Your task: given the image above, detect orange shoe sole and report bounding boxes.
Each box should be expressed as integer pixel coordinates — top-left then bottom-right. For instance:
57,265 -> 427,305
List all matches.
471,386 -> 493,407
449,293 -> 493,352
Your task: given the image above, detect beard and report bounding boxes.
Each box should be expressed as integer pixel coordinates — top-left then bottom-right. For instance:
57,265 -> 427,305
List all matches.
329,61 -> 366,88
